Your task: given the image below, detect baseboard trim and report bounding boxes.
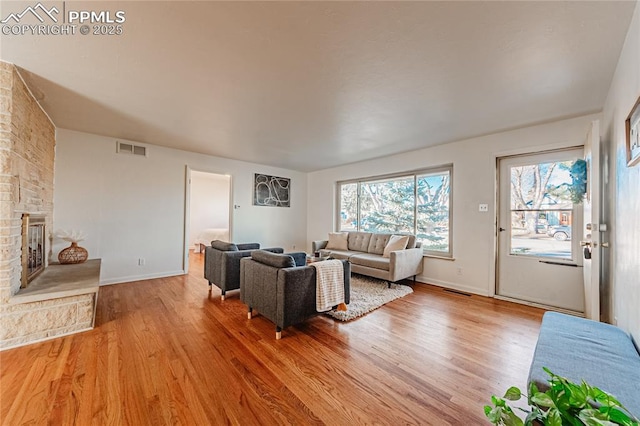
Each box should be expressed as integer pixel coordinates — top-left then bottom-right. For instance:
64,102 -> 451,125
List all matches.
100,270 -> 186,286
414,277 -> 490,297
0,326 -> 93,351
493,295 -> 584,317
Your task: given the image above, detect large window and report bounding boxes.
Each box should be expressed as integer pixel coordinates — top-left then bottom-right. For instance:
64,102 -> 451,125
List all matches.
338,165 -> 453,257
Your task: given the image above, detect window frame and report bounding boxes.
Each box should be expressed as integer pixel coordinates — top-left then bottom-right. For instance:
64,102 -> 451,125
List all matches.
336,164 -> 453,258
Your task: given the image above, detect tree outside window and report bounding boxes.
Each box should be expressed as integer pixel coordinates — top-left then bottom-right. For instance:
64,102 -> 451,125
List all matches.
338,166 -> 452,257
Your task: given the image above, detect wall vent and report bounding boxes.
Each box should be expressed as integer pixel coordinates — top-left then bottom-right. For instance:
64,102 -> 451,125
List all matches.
116,141 -> 147,157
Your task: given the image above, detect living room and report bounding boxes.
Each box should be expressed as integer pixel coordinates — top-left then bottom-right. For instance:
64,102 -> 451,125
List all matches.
1,1 -> 639,424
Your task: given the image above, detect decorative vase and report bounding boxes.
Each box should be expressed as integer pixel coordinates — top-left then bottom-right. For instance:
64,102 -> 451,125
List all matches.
58,242 -> 88,264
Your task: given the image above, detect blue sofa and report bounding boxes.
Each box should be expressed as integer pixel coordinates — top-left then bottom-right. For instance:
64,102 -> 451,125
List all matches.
528,312 -> 640,417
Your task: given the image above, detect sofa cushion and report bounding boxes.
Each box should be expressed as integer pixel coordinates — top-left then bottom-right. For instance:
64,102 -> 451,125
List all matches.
406,235 -> 417,249
326,232 -> 349,250
251,250 -> 295,268
348,232 -> 372,252
349,253 -> 390,271
211,240 -> 238,251
367,233 -> 392,255
383,235 -> 409,258
319,249 -> 353,260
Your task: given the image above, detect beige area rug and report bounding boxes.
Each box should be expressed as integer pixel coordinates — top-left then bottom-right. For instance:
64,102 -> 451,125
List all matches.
325,274 -> 413,321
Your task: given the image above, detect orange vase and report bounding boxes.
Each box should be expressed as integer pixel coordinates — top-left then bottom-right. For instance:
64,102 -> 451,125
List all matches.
58,242 -> 88,264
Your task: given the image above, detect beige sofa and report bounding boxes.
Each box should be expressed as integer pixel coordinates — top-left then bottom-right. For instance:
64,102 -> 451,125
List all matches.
312,232 -> 423,285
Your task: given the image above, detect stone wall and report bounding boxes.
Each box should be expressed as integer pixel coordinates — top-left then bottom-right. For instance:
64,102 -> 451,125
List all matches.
0,61 -> 95,350
0,61 -> 55,301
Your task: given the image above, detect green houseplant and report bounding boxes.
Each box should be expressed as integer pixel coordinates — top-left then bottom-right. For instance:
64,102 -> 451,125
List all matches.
485,368 -> 639,426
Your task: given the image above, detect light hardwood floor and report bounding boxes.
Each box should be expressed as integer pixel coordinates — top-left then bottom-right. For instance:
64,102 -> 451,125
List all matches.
1,252 -> 544,425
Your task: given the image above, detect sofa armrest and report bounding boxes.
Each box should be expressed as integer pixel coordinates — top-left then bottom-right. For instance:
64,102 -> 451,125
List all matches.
389,248 -> 424,282
237,243 -> 260,250
262,247 -> 285,254
312,240 -> 328,253
284,252 -> 308,267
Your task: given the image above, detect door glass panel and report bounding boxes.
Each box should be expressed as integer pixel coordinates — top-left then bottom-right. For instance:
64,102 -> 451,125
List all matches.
509,160 -> 574,260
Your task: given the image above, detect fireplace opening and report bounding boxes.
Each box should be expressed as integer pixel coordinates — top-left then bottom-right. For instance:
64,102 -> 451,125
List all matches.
21,214 -> 46,288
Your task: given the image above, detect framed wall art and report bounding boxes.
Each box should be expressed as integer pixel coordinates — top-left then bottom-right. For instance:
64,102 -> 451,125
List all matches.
625,95 -> 640,167
253,174 -> 290,207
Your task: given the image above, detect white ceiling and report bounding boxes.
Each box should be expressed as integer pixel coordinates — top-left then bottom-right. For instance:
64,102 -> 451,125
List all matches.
1,1 -> 636,171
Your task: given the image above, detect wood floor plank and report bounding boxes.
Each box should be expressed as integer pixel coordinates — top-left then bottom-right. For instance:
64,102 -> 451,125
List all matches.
0,251 -> 545,425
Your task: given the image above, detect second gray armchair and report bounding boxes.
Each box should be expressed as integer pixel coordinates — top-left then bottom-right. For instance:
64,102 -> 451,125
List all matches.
204,240 -> 283,300
240,250 -> 351,339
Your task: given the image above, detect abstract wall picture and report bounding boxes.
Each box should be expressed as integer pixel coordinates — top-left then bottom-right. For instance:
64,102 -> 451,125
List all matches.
253,174 -> 291,207
626,95 -> 640,167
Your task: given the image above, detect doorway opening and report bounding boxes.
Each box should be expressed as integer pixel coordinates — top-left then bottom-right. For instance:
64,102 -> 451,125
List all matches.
496,148 -> 585,313
184,168 -> 232,273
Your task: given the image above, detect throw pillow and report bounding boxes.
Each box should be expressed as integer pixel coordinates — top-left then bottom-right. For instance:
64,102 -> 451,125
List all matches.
326,232 -> 349,250
382,235 -> 409,258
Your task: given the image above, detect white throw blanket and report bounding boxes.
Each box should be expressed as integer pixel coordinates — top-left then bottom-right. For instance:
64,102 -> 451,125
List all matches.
310,260 -> 345,312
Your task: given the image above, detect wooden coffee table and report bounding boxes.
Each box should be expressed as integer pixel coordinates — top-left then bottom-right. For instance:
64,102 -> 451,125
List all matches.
306,255 -> 330,264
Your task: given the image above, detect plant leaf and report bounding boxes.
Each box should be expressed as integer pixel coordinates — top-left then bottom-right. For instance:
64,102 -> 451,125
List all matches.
605,407 -> 638,426
531,392 -> 555,408
504,387 -> 522,401
503,409 -> 524,426
591,387 -> 622,407
568,383 -> 588,407
579,408 -> 621,426
546,408 -> 563,426
486,406 -> 503,424
492,395 -> 507,407
524,410 -> 543,426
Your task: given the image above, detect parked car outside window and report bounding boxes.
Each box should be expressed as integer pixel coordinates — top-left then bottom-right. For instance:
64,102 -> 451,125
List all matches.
547,225 -> 572,241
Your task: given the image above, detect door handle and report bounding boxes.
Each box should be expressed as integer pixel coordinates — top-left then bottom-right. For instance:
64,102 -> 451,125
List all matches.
499,227 -> 506,232
580,241 -> 591,247
601,242 -> 610,248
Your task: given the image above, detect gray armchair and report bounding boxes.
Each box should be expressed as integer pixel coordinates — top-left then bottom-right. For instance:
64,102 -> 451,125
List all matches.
240,250 -> 351,339
204,241 -> 284,300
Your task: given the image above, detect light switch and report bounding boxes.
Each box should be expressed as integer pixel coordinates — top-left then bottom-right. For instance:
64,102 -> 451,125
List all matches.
479,204 -> 489,212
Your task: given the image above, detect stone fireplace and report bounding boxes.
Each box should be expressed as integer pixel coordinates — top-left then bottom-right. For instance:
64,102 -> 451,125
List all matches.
0,61 -> 99,350
21,214 -> 47,288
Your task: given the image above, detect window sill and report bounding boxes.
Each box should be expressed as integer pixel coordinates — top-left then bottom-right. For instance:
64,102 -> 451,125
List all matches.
423,254 -> 455,261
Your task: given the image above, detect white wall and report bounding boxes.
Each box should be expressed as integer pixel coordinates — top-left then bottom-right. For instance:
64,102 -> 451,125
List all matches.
307,113 -> 600,297
601,1 -> 639,342
189,171 -> 230,249
54,128 -> 307,285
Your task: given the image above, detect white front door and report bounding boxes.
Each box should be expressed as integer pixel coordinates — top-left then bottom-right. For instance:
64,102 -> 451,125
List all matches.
497,148 -> 585,312
582,120 -> 602,321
